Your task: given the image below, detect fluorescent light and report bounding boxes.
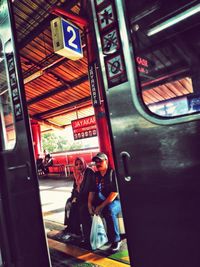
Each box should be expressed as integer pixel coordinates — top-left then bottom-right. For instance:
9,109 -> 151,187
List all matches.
147,3 -> 200,36
24,70 -> 43,84
0,89 -> 8,96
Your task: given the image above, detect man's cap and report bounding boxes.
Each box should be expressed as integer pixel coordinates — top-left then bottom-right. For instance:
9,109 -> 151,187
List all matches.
92,152 -> 108,162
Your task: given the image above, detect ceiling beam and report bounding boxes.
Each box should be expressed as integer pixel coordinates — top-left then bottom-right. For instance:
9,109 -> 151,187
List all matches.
23,53 -> 65,78
21,54 -> 71,89
27,75 -> 88,105
23,56 -> 67,84
33,96 -> 91,119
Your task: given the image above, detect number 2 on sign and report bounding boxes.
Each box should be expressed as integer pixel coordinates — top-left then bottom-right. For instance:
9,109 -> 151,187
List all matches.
67,26 -> 78,49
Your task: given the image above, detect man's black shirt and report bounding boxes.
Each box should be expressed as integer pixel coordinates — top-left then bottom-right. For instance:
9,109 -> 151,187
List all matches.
90,168 -> 119,201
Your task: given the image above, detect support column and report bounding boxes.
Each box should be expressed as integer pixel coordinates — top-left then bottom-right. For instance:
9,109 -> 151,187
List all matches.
84,20 -> 114,168
30,120 -> 42,159
93,105 -> 114,168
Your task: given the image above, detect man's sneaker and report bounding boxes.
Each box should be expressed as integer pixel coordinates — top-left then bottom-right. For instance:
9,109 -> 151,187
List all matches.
110,241 -> 122,252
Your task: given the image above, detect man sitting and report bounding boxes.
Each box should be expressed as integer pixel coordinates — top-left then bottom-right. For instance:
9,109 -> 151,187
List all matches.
84,152 -> 122,252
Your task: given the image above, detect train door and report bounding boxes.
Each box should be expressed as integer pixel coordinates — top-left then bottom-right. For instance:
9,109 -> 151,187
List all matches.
0,1 -> 51,266
89,0 -> 200,266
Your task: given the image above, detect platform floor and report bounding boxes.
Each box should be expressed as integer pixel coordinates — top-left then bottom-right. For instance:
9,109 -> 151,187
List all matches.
39,177 -> 130,267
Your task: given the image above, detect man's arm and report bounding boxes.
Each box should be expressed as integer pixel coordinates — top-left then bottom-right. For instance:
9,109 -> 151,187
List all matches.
94,192 -> 118,215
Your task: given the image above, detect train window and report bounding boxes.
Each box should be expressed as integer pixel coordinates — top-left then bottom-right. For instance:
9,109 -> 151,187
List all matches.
127,0 -> 200,117
0,38 -> 16,150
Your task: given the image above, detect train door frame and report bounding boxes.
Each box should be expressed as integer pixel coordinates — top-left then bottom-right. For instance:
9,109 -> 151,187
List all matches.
0,1 -> 51,266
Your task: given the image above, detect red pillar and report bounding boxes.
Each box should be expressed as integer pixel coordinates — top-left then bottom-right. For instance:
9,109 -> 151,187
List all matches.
31,120 -> 42,159
93,104 -> 114,168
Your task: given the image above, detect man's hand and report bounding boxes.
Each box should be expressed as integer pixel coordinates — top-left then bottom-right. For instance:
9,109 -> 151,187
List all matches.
94,205 -> 103,215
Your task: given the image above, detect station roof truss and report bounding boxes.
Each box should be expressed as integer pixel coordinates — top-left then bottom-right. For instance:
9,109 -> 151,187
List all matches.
12,0 -> 193,132
12,0 -> 92,132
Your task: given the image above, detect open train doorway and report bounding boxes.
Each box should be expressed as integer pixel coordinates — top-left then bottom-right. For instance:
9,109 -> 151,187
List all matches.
1,0 -> 130,265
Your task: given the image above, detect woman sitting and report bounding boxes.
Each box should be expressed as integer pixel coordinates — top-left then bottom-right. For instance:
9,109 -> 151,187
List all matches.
63,157 -> 94,238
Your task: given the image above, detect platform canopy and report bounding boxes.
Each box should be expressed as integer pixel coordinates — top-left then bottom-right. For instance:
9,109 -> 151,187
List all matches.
12,0 -> 193,132
12,0 -> 92,132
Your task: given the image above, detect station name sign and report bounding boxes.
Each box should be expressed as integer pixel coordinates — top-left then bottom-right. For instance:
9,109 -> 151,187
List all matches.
71,115 -> 97,140
88,61 -> 101,107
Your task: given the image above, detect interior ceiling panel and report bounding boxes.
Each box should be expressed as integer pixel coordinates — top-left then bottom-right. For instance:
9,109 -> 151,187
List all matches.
12,0 -> 193,131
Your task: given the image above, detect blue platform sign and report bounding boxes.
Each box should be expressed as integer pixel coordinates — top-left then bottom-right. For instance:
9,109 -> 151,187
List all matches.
62,19 -> 82,55
51,17 -> 83,60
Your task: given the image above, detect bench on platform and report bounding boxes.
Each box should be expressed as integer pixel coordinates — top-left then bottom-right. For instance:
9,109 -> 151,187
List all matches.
65,164 -> 74,177
49,164 -> 65,176
118,216 -> 125,235
100,212 -> 125,235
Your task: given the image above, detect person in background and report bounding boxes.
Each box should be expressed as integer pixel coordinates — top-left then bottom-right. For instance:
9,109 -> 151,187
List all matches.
63,157 -> 94,239
87,152 -> 122,252
43,149 -> 48,157
41,153 -> 53,174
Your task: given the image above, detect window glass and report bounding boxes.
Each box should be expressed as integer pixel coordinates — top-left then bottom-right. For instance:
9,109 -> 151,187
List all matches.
126,0 -> 200,117
0,37 -> 16,150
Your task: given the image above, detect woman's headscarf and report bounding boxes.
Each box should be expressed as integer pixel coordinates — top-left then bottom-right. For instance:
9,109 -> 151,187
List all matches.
73,157 -> 87,192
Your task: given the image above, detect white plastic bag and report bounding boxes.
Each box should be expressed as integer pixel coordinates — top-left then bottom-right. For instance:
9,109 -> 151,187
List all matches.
90,215 -> 108,250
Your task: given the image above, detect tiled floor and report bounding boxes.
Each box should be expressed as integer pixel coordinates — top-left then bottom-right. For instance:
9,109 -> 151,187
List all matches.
39,177 -> 73,224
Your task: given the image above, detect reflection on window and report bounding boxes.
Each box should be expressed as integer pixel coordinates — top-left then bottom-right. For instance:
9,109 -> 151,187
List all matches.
144,77 -> 194,117
0,38 -> 16,150
148,96 -> 189,117
127,0 -> 200,117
